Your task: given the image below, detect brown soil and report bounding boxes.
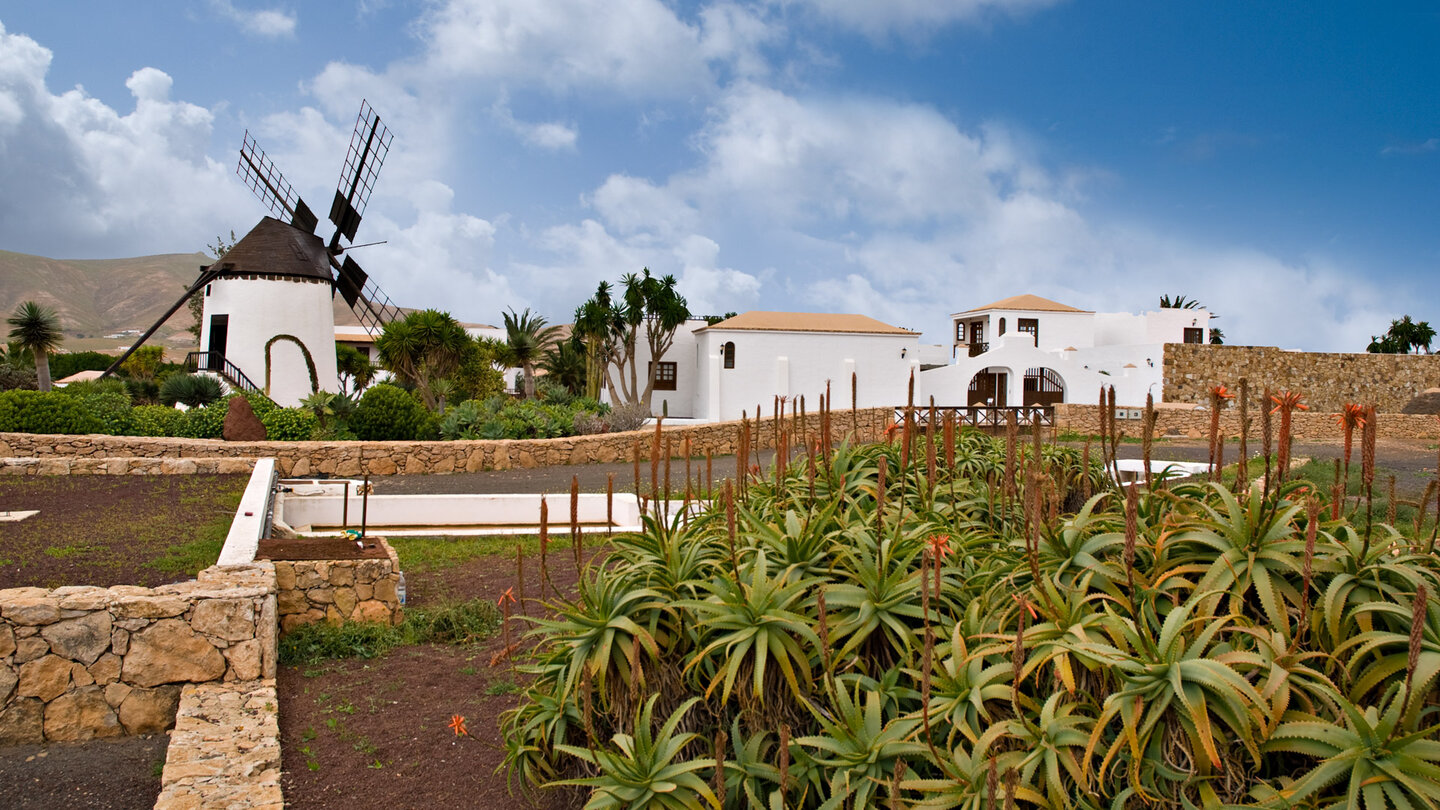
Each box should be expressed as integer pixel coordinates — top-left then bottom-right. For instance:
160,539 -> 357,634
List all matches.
276,539 -> 598,810
0,734 -> 168,810
0,475 -> 247,590
257,536 -> 390,561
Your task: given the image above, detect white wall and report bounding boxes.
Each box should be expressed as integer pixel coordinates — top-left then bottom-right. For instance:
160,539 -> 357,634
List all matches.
200,277 -> 339,407
605,319 -> 705,418
919,338 -> 1162,409
695,328 -> 919,421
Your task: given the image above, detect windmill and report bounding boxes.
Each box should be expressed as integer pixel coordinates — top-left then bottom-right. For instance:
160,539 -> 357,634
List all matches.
103,100 -> 404,407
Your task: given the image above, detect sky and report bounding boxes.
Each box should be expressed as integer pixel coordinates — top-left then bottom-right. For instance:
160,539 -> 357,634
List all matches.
0,1 -> 1436,351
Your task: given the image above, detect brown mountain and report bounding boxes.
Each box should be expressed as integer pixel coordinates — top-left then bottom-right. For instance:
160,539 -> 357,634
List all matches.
0,248 -> 210,345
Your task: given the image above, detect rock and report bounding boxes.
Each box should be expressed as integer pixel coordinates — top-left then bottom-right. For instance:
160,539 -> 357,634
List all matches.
88,653 -> 122,685
190,599 -> 255,642
121,619 -> 227,687
225,640 -> 261,681
70,662 -> 94,688
0,663 -> 16,704
44,686 -> 123,741
41,613 -> 113,665
353,600 -> 391,623
18,655 -> 72,702
111,628 -> 129,655
2,597 -> 60,625
276,589 -> 308,615
115,596 -> 189,619
14,636 -> 48,663
273,563 -> 296,591
372,577 -> 398,604
223,396 -> 267,442
307,587 -> 334,605
0,698 -> 44,744
332,588 -> 358,618
118,686 -> 180,734
330,564 -> 355,586
0,625 -> 13,658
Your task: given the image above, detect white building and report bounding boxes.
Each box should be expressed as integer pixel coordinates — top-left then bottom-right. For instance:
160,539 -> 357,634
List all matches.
919,294 -> 1212,408
619,312 -> 922,422
198,218 -> 340,408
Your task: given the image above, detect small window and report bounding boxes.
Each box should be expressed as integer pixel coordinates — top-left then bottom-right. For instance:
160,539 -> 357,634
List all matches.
651,361 -> 678,391
955,321 -> 964,342
998,318 -> 1006,335
1018,318 -> 1039,345
1183,328 -> 1204,344
723,342 -> 736,369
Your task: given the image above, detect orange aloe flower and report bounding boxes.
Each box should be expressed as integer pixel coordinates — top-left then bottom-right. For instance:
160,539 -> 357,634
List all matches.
1334,403 -> 1366,429
1269,390 -> 1309,413
883,421 -> 902,441
1209,385 -> 1236,401
497,587 -> 517,608
926,533 -> 953,560
449,715 -> 468,737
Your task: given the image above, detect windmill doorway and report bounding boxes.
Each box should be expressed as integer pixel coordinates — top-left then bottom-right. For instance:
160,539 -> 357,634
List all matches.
967,369 -> 1008,407
1023,367 -> 1065,407
206,315 -> 228,371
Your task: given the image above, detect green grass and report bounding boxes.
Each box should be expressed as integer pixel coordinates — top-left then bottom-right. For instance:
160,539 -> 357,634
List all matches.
44,544 -> 96,559
388,532 -> 608,575
485,679 -> 523,696
278,598 -> 503,666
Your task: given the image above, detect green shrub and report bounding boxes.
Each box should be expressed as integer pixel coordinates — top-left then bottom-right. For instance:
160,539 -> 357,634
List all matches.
60,388 -> 133,435
123,378 -> 159,405
48,351 -> 114,380
277,599 -> 500,665
178,398 -> 231,439
259,407 -> 317,441
351,384 -> 430,441
128,404 -> 186,437
159,374 -> 223,407
0,390 -> 102,434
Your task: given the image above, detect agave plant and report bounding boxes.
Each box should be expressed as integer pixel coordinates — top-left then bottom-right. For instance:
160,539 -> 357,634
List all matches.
553,696 -> 720,809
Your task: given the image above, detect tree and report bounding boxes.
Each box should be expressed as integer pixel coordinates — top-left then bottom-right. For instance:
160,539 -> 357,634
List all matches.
539,335 -> 588,396
374,309 -> 471,410
572,286 -> 614,400
1159,294 -> 1204,309
7,301 -> 63,391
496,308 -> 562,399
120,344 -> 164,381
1208,326 -> 1225,345
1367,315 -> 1435,354
335,344 -> 377,396
576,268 -> 691,409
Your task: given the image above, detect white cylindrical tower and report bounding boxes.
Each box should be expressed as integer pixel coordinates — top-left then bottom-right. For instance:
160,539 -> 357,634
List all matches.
198,217 -> 340,407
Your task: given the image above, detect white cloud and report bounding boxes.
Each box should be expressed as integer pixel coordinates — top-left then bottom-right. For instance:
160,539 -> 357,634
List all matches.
780,0 -> 1067,36
491,94 -> 577,150
208,0 -> 298,38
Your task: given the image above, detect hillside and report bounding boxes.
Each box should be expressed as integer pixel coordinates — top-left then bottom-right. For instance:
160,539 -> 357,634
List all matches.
0,249 -> 210,347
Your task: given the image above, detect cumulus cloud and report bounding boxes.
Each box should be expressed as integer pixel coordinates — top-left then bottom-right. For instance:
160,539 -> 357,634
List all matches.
491,95 -> 577,150
780,0 -> 1067,37
208,0 -> 297,38
0,23 -> 251,258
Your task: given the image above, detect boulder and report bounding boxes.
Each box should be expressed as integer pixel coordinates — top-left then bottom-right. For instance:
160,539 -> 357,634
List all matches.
223,396 -> 267,442
190,599 -> 255,642
44,686 -> 123,741
41,613 -> 113,665
0,698 -> 44,744
225,640 -> 262,681
18,655 -> 72,702
118,686 -> 180,734
121,619 -> 226,687
2,597 -> 60,626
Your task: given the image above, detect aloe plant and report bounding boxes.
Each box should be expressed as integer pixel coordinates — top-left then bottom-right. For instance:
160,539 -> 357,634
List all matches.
553,696 -> 720,809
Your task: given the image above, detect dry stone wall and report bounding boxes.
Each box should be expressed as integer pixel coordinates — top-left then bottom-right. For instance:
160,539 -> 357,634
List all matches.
1056,403 -> 1440,442
154,679 -> 283,810
0,563 -> 277,744
0,408 -> 894,478
0,457 -> 256,476
275,540 -> 403,632
1163,344 -> 1440,412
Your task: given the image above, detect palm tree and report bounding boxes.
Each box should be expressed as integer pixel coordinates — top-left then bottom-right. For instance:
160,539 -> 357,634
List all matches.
498,308 -> 562,399
1159,294 -> 1204,309
374,309 -> 470,409
539,336 -> 588,396
7,301 -> 62,391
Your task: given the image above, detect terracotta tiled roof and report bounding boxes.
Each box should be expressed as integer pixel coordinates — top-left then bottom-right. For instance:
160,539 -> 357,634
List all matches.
206,217 -> 332,283
956,294 -> 1090,315
695,311 -> 917,335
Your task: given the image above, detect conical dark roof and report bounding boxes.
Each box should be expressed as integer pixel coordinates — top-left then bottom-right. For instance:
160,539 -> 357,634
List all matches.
206,217 -> 332,282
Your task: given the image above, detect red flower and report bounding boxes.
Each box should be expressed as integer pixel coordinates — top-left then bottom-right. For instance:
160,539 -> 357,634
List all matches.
1334,403 -> 1366,429
497,587 -> 517,608
926,533 -> 953,560
883,421 -> 902,440
449,715 -> 468,737
1209,385 -> 1236,400
1270,390 -> 1309,413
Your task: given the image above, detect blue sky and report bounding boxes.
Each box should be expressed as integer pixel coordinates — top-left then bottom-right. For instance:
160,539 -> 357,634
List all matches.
0,1 -> 1436,351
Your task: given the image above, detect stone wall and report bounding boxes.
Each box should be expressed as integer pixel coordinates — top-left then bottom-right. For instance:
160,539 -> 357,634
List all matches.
154,679 -> 282,810
0,563 -> 277,744
1055,403 -> 1440,442
1163,344 -> 1440,412
0,457 -> 256,476
275,540 -> 403,633
0,407 -> 895,478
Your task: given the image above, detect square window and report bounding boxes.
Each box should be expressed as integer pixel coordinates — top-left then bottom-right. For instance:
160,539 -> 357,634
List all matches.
651,361 -> 678,391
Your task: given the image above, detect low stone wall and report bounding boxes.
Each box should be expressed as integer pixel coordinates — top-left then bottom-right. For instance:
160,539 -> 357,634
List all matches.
0,457 -> 257,476
1055,403 -> 1440,441
275,540 -> 403,633
153,679 -> 282,810
0,408 -> 894,478
1163,344 -> 1440,411
0,563 -> 278,744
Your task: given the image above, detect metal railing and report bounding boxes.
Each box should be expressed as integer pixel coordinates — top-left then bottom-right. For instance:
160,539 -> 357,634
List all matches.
185,352 -> 265,397
894,404 -> 1054,428
967,342 -> 989,357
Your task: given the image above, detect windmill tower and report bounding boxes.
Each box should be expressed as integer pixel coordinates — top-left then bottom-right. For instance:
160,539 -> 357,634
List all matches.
105,101 -> 403,408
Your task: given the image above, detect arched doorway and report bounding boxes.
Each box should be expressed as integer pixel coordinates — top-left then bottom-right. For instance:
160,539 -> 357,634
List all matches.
1023,367 -> 1065,407
967,368 -> 1008,406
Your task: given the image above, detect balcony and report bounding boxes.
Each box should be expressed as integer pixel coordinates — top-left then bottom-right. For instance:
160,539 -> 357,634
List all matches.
967,342 -> 989,357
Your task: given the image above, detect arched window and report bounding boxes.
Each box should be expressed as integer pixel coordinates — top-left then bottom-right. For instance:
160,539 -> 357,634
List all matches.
998,317 -> 1007,336
723,341 -> 736,369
